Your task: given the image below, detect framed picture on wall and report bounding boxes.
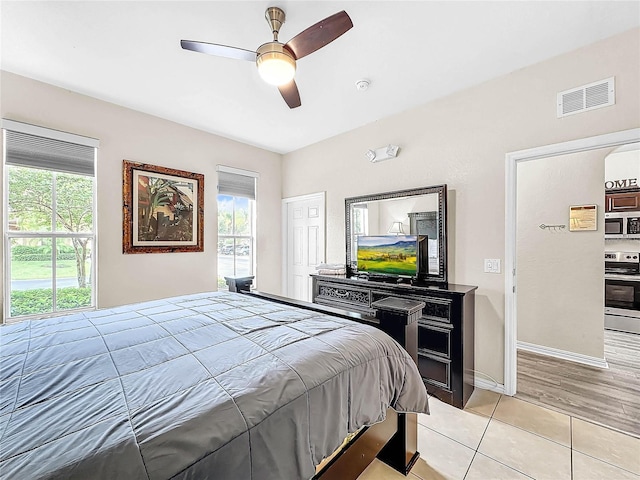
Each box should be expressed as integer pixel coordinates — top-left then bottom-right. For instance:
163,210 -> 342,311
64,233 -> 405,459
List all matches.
569,204 -> 597,232
123,160 -> 204,253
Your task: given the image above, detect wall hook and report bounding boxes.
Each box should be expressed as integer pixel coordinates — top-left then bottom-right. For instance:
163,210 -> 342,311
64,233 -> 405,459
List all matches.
539,223 -> 566,232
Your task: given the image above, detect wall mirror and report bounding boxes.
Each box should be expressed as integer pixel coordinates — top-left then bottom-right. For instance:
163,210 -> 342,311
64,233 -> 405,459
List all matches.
345,184 -> 448,284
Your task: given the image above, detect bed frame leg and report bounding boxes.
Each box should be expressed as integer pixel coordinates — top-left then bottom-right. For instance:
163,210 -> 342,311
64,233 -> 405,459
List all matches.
376,412 -> 420,475
371,297 -> 425,475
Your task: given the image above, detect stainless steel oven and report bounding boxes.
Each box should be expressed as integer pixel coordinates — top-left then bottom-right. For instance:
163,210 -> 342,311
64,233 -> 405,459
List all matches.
604,212 -> 640,239
605,278 -> 640,309
604,252 -> 640,334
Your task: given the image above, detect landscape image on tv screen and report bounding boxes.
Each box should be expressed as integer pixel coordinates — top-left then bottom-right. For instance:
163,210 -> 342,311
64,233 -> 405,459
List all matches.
357,235 -> 417,276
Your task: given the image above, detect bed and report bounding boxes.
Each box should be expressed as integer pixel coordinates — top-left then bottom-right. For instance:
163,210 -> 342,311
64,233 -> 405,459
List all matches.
0,287 -> 429,480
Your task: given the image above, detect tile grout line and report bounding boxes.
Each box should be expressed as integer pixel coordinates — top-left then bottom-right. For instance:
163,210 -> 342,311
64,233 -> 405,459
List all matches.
462,450 -> 479,478
492,392 -> 579,448
573,410 -> 639,441
570,416 -> 574,480
417,423 -> 475,451
506,398 -> 640,476
486,396 -> 537,480
570,413 -> 640,474
465,395 -> 535,480
418,394 -> 505,480
486,415 -> 572,450
489,393 -> 502,417
461,394 -> 500,479
516,390 -> 640,440
468,451 -> 537,480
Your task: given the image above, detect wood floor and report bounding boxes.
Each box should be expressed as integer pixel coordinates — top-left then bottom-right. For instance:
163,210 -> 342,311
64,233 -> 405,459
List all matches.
516,329 -> 640,438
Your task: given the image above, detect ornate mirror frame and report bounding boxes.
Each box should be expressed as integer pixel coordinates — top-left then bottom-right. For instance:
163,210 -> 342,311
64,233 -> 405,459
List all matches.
345,184 -> 448,285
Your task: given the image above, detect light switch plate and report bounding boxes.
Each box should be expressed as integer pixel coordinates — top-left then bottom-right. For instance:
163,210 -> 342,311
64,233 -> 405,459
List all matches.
484,259 -> 501,273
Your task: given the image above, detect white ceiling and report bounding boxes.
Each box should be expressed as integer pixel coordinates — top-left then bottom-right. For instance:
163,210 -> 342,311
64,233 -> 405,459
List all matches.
2,1 -> 639,154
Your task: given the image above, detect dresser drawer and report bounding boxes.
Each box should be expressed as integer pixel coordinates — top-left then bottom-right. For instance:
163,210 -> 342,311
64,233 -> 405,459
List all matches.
421,296 -> 453,324
315,281 -> 371,312
418,352 -> 451,390
418,322 -> 451,358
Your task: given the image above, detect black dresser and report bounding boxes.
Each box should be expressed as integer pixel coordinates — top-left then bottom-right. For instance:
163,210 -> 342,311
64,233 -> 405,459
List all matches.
311,274 -> 477,409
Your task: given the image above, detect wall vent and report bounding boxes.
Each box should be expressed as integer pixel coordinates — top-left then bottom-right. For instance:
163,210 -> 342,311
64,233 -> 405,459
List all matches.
557,77 -> 615,118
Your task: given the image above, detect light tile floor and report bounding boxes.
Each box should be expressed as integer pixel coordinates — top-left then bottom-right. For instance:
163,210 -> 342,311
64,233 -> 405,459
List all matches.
357,389 -> 640,480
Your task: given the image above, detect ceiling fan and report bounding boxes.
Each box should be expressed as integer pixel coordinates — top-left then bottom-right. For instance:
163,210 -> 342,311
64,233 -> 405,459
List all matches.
181,7 -> 353,109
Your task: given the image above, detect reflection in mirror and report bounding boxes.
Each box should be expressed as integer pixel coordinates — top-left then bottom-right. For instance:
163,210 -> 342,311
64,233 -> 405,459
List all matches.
345,185 -> 448,284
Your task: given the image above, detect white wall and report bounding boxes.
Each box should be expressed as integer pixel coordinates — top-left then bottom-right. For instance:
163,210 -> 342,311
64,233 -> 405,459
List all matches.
517,149 -> 609,358
606,238 -> 640,252
0,71 -> 283,320
282,28 -> 640,384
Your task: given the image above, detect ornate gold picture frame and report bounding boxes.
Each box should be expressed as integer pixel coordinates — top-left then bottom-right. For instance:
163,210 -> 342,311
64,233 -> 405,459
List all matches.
123,160 -> 204,253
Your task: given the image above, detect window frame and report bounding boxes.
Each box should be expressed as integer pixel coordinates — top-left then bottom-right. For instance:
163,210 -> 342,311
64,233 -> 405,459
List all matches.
216,165 -> 258,291
217,194 -> 256,290
2,121 -> 98,323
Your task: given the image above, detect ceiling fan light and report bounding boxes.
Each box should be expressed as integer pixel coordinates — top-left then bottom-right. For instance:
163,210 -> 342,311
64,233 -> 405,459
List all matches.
256,43 -> 296,86
257,53 -> 296,86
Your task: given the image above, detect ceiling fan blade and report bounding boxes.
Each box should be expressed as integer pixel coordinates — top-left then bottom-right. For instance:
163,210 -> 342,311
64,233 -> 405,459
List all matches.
285,11 -> 353,60
180,40 -> 257,62
278,80 -> 302,109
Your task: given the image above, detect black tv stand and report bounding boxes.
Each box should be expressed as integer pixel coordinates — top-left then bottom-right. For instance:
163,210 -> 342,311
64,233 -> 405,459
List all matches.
312,274 -> 477,409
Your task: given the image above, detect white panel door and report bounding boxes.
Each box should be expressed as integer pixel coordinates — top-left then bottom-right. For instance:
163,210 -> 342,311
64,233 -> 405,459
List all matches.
284,193 -> 325,301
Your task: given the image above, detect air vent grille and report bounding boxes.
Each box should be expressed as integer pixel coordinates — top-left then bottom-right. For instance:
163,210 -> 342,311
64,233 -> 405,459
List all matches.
557,77 -> 615,118
562,90 -> 584,115
585,82 -> 610,108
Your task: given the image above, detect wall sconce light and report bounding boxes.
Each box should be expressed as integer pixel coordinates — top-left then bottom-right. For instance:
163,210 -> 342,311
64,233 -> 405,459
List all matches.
365,144 -> 401,163
387,221 -> 405,235
365,149 -> 376,162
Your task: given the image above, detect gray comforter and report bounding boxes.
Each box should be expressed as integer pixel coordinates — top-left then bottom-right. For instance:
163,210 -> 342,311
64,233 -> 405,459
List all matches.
0,291 -> 429,480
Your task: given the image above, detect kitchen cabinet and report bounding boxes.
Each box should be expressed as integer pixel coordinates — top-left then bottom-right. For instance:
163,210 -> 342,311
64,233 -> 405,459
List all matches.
606,191 -> 640,212
311,274 -> 477,409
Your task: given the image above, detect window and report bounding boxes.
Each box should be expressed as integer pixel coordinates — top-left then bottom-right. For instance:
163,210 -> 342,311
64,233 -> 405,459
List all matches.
352,204 -> 369,236
3,120 -> 98,321
216,166 -> 257,290
351,203 -> 368,260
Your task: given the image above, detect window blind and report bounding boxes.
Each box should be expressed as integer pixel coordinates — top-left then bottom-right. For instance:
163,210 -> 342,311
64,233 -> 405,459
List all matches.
217,171 -> 257,200
4,130 -> 95,177
3,120 -> 98,177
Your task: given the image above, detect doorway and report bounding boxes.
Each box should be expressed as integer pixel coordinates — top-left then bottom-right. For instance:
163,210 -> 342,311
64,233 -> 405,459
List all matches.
504,128 -> 640,395
603,144 -> 640,334
282,192 -> 326,302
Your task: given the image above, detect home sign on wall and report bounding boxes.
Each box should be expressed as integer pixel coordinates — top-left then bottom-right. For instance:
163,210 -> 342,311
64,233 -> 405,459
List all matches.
605,178 -> 638,190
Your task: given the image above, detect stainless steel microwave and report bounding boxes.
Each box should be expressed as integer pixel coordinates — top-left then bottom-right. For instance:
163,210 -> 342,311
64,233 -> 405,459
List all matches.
605,212 -> 640,239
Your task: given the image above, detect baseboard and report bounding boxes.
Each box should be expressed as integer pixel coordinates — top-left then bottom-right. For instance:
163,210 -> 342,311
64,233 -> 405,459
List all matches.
517,341 -> 609,369
474,376 -> 505,395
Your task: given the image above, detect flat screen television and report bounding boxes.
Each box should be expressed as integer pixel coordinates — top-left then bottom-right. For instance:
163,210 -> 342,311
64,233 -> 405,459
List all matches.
356,235 -> 422,277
